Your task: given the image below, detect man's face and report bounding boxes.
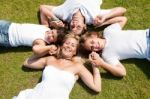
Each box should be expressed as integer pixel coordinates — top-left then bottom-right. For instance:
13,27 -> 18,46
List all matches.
46,29 -> 58,43
70,14 -> 86,35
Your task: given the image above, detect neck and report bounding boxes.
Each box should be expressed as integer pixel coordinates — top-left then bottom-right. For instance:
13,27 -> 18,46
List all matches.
101,39 -> 106,49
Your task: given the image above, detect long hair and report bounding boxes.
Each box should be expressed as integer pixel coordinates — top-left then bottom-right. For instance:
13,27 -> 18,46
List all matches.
56,33 -> 80,59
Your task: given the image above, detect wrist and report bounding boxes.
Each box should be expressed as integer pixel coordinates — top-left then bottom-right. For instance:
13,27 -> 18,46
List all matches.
51,17 -> 60,21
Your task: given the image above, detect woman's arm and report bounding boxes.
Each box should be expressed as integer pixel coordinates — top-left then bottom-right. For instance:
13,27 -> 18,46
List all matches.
89,52 -> 126,77
78,63 -> 101,92
23,55 -> 47,69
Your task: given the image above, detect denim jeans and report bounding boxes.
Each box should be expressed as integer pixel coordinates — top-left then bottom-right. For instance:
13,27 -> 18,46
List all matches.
0,20 -> 11,47
147,29 -> 150,61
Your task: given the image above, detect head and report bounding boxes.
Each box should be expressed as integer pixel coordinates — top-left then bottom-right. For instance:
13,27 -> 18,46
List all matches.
58,33 -> 80,59
81,31 -> 104,52
69,11 -> 87,35
45,29 -> 58,44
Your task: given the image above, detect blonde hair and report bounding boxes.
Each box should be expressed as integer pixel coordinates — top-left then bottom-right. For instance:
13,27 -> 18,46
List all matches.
57,33 -> 80,59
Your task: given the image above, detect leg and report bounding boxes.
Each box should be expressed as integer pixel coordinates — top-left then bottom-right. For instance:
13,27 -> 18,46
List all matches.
0,20 -> 11,47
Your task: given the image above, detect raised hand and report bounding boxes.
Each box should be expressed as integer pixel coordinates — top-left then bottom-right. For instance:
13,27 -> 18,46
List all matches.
48,45 -> 58,55
93,15 -> 106,27
89,52 -> 104,67
49,20 -> 65,29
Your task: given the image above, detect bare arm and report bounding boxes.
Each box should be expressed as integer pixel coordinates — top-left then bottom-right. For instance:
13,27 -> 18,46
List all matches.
101,7 -> 126,20
99,16 -> 127,28
89,52 -> 126,77
78,64 -> 101,92
23,55 -> 47,69
93,7 -> 127,27
32,39 -> 57,58
39,5 -> 64,28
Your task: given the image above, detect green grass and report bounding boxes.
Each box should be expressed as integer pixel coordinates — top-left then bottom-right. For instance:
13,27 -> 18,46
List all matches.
0,0 -> 150,99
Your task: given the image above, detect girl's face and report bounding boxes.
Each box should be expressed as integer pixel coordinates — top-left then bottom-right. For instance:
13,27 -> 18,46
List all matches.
46,29 -> 58,43
83,36 -> 102,52
61,38 -> 78,59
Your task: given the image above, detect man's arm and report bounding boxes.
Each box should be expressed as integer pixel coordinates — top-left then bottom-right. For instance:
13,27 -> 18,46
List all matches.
98,16 -> 127,28
39,5 -> 64,28
93,7 -> 127,27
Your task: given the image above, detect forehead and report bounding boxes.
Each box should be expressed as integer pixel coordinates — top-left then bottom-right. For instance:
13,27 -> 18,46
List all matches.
65,38 -> 78,44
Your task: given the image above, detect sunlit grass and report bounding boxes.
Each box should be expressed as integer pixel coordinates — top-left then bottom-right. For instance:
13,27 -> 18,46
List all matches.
0,0 -> 150,99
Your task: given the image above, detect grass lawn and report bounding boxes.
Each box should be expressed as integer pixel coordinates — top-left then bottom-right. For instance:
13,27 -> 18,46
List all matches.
0,0 -> 150,99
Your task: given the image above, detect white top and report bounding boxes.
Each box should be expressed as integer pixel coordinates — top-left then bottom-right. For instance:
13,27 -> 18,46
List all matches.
52,0 -> 103,24
102,23 -> 149,65
13,66 -> 76,99
8,23 -> 50,47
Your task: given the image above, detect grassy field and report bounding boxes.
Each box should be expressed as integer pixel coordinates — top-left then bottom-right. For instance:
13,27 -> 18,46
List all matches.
0,0 -> 150,99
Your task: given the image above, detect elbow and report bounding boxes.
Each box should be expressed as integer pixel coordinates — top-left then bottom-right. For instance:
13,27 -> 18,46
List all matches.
114,69 -> 126,77
32,46 -> 39,55
94,87 -> 101,93
23,58 -> 29,68
39,5 -> 46,12
116,7 -> 127,14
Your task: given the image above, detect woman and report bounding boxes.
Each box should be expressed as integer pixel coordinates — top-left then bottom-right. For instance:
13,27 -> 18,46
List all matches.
13,33 -> 101,99
81,16 -> 150,77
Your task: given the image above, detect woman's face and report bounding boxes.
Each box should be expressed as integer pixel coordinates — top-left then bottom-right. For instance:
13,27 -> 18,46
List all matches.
83,36 -> 102,52
61,38 -> 78,59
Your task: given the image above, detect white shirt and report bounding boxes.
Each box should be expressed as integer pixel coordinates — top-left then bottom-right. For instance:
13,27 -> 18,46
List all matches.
102,23 -> 149,65
8,23 -> 49,47
52,0 -> 103,25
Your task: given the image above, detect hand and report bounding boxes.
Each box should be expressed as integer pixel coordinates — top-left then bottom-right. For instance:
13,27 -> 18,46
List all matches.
48,45 -> 58,55
89,52 -> 104,67
49,20 -> 65,29
93,15 -> 106,27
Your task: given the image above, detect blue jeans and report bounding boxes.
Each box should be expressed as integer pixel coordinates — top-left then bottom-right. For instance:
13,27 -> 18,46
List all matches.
147,29 -> 150,61
0,20 -> 11,47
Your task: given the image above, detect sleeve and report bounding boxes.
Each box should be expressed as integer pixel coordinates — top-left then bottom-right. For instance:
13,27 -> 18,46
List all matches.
102,52 -> 120,66
103,23 -> 122,35
52,6 -> 64,19
103,56 -> 120,66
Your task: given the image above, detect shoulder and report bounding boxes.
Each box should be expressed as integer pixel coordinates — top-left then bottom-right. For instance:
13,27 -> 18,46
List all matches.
104,23 -> 121,34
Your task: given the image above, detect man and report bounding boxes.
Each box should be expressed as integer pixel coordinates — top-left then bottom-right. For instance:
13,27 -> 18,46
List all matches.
39,0 -> 126,35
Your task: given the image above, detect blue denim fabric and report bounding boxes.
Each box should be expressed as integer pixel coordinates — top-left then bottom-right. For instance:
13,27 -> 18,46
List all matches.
0,20 -> 11,47
147,29 -> 150,61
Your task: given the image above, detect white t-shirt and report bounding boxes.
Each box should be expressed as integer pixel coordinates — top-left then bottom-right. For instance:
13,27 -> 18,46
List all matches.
102,23 -> 149,65
52,0 -> 105,25
8,23 -> 49,47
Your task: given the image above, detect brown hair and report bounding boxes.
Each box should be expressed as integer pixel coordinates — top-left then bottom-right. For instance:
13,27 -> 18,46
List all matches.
80,31 -> 103,44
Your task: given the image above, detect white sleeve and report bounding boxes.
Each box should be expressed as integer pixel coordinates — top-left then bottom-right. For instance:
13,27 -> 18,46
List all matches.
104,23 -> 122,35
103,56 -> 121,66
